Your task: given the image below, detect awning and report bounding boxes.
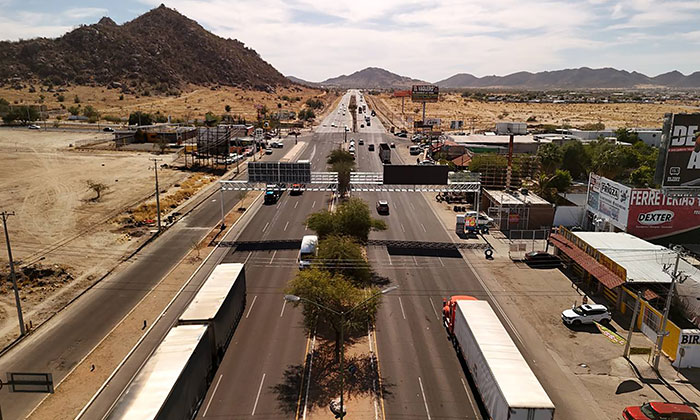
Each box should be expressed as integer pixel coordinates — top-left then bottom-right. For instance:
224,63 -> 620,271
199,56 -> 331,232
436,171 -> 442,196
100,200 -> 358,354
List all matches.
549,233 -> 626,289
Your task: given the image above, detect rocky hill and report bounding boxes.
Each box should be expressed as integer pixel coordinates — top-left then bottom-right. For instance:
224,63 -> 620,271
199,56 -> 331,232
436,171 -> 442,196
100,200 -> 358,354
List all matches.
321,67 -> 426,89
0,4 -> 289,92
436,67 -> 700,89
287,75 -> 319,88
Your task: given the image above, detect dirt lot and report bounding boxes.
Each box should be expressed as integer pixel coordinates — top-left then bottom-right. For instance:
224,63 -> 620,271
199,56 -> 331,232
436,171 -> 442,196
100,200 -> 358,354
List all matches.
370,92 -> 700,131
0,128 -> 191,347
0,84 -> 338,124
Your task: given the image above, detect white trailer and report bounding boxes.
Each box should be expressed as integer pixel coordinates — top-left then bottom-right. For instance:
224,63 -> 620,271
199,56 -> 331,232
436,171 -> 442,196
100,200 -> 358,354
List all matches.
453,300 -> 555,420
106,324 -> 214,420
179,263 -> 246,360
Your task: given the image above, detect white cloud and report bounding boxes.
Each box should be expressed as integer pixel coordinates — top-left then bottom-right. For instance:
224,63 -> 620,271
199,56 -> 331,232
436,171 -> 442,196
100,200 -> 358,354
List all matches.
62,7 -> 109,20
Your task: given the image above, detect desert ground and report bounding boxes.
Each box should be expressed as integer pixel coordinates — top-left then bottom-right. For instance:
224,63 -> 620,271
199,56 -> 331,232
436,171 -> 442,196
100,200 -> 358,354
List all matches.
369,92 -> 700,131
0,84 -> 338,124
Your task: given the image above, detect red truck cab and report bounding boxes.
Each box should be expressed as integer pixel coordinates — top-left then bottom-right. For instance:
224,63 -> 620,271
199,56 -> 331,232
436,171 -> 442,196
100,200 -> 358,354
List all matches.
623,402 -> 696,420
442,295 -> 478,333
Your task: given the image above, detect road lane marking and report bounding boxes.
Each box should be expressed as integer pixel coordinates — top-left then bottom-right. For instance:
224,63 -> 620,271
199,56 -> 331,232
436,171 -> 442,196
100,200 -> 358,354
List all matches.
420,223 -> 426,232
398,297 -> 406,320
280,299 -> 287,317
295,332 -> 312,420
413,255 -> 418,266
418,377 -> 432,420
368,327 -> 380,420
460,378 -> 478,415
401,223 -> 405,233
371,328 -> 387,420
203,374 -> 223,417
438,256 -> 444,267
246,295 -> 258,318
312,200 -> 316,208
252,373 -> 266,415
410,202 -> 416,210
244,251 -> 253,265
262,222 -> 269,232
276,200 -> 282,209
429,298 -> 440,321
386,248 -> 392,265
302,332 -> 318,420
269,250 -> 277,264
294,201 -> 299,209
284,221 -> 289,231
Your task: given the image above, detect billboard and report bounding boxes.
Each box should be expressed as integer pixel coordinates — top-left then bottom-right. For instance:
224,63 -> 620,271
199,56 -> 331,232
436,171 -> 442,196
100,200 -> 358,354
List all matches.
383,165 -> 449,185
411,85 -> 439,103
586,174 -> 631,229
627,188 -> 700,242
660,113 -> 700,187
425,118 -> 441,127
393,90 -> 411,98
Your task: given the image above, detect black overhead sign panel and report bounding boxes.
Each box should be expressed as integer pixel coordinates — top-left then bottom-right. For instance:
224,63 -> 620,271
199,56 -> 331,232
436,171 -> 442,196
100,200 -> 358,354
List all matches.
383,165 -> 449,185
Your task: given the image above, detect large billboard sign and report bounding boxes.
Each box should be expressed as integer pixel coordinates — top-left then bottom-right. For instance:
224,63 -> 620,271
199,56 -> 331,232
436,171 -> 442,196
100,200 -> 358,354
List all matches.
627,188 -> 700,242
393,90 -> 411,98
586,173 -> 631,229
411,85 -> 439,103
661,113 -> 700,188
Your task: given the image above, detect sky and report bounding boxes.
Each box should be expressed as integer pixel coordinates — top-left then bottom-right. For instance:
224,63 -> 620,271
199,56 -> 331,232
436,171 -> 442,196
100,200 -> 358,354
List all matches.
1,0 -> 700,82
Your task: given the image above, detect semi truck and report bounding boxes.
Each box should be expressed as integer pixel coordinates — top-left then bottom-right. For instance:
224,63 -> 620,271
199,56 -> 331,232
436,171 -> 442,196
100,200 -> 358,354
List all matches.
443,296 -> 555,420
378,143 -> 391,164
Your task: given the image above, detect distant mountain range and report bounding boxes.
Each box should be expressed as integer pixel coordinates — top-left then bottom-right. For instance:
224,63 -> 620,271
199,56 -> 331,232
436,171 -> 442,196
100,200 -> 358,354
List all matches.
0,4 -> 289,91
296,66 -> 700,90
286,75 -> 319,88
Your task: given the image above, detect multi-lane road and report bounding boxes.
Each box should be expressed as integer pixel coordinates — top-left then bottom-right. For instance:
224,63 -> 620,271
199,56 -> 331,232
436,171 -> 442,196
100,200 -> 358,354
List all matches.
4,90 -> 595,420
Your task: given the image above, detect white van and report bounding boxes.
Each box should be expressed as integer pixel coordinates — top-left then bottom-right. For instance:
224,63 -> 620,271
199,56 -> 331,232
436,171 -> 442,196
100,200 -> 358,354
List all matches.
298,235 -> 318,269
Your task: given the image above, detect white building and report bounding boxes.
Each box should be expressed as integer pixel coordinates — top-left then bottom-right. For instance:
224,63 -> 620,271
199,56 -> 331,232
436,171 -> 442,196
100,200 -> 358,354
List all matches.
495,122 -> 527,135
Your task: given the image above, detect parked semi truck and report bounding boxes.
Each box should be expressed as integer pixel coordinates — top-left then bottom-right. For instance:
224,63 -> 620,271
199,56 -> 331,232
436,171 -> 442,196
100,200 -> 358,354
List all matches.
443,296 -> 555,420
378,143 -> 391,164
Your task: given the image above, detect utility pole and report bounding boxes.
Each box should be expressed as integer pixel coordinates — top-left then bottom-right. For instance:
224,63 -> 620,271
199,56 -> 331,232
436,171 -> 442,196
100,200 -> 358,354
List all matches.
654,246 -> 684,372
151,159 -> 163,231
624,291 -> 642,358
1,211 -> 25,336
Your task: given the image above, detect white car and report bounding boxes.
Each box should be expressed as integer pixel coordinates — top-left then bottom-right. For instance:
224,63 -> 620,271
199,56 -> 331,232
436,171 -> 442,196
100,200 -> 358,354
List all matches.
28,124 -> 40,129
561,304 -> 611,326
331,123 -> 336,127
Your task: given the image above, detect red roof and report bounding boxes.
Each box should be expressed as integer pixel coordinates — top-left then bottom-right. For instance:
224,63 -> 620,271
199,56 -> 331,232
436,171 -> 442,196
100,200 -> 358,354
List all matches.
451,154 -> 472,167
549,233 -> 626,289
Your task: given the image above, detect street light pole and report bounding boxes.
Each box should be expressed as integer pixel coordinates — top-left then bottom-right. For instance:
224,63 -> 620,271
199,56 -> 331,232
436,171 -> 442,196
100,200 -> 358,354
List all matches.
151,158 -> 162,231
284,285 -> 398,419
1,211 -> 25,336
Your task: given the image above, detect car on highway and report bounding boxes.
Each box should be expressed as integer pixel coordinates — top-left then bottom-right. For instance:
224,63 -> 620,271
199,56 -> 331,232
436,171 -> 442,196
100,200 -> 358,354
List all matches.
331,123 -> 336,127
28,124 -> 40,129
290,183 -> 303,195
390,142 -> 395,148
524,251 -> 562,267
623,402 -> 696,420
103,127 -> 115,132
561,304 -> 611,326
376,200 -> 390,215
368,144 -> 375,151
265,148 -> 273,155
270,141 -> 283,148
358,139 -> 364,145
360,124 -> 364,128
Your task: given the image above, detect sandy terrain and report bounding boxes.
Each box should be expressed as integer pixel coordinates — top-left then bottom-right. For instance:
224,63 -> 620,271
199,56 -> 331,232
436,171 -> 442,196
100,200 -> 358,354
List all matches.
0,128 -> 190,347
0,84 -> 339,124
370,92 -> 700,131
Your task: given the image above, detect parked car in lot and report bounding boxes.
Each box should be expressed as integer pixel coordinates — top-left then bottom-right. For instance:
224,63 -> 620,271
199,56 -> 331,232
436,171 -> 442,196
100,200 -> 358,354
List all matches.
103,127 -> 115,132
358,139 -> 364,145
28,124 -> 40,129
623,402 -> 696,420
265,148 -> 273,155
561,304 -> 611,326
524,251 -> 562,267
376,200 -> 390,215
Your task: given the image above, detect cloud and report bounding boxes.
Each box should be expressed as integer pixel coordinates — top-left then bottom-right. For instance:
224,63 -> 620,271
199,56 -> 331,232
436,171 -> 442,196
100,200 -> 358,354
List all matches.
62,7 -> 109,20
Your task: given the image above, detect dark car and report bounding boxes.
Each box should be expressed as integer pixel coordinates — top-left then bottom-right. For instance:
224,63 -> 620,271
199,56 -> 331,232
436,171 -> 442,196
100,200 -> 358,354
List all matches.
623,402 -> 696,420
368,144 -> 375,151
376,200 -> 390,215
396,132 -> 407,138
524,251 -> 562,268
103,127 -> 115,132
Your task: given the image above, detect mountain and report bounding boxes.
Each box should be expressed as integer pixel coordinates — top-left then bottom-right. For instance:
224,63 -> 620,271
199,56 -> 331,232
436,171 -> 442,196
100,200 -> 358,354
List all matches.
0,4 -> 288,92
287,75 -> 319,87
435,67 -> 700,89
321,67 -> 426,89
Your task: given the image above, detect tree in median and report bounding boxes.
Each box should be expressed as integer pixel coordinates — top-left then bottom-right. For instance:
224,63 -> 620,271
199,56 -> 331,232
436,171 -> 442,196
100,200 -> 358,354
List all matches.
327,149 -> 355,197
306,197 -> 386,244
286,268 -> 380,360
315,235 -> 371,286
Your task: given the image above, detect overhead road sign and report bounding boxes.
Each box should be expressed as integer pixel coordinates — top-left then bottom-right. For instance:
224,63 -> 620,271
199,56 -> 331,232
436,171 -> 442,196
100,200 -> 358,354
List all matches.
383,165 -> 449,185
248,161 -> 311,184
658,113 -> 700,190
411,85 -> 439,103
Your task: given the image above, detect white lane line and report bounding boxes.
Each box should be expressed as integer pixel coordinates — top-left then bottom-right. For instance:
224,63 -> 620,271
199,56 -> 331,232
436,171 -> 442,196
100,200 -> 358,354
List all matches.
294,201 -> 299,209
438,256 -> 445,267
386,248 -> 392,265
368,327 -> 380,420
460,378 -> 478,415
413,255 -> 418,266
418,377 -> 432,420
246,295 -> 258,318
398,297 -> 406,320
280,300 -> 287,317
312,200 -> 316,208
252,373 -> 266,415
244,251 -> 253,265
284,221 -> 289,231
302,332 -> 317,420
410,202 -> 416,210
420,223 -> 426,232
203,374 -> 224,417
401,223 -> 405,233
276,201 -> 282,209
428,298 -> 440,321
269,250 -> 277,264
262,222 -> 269,232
